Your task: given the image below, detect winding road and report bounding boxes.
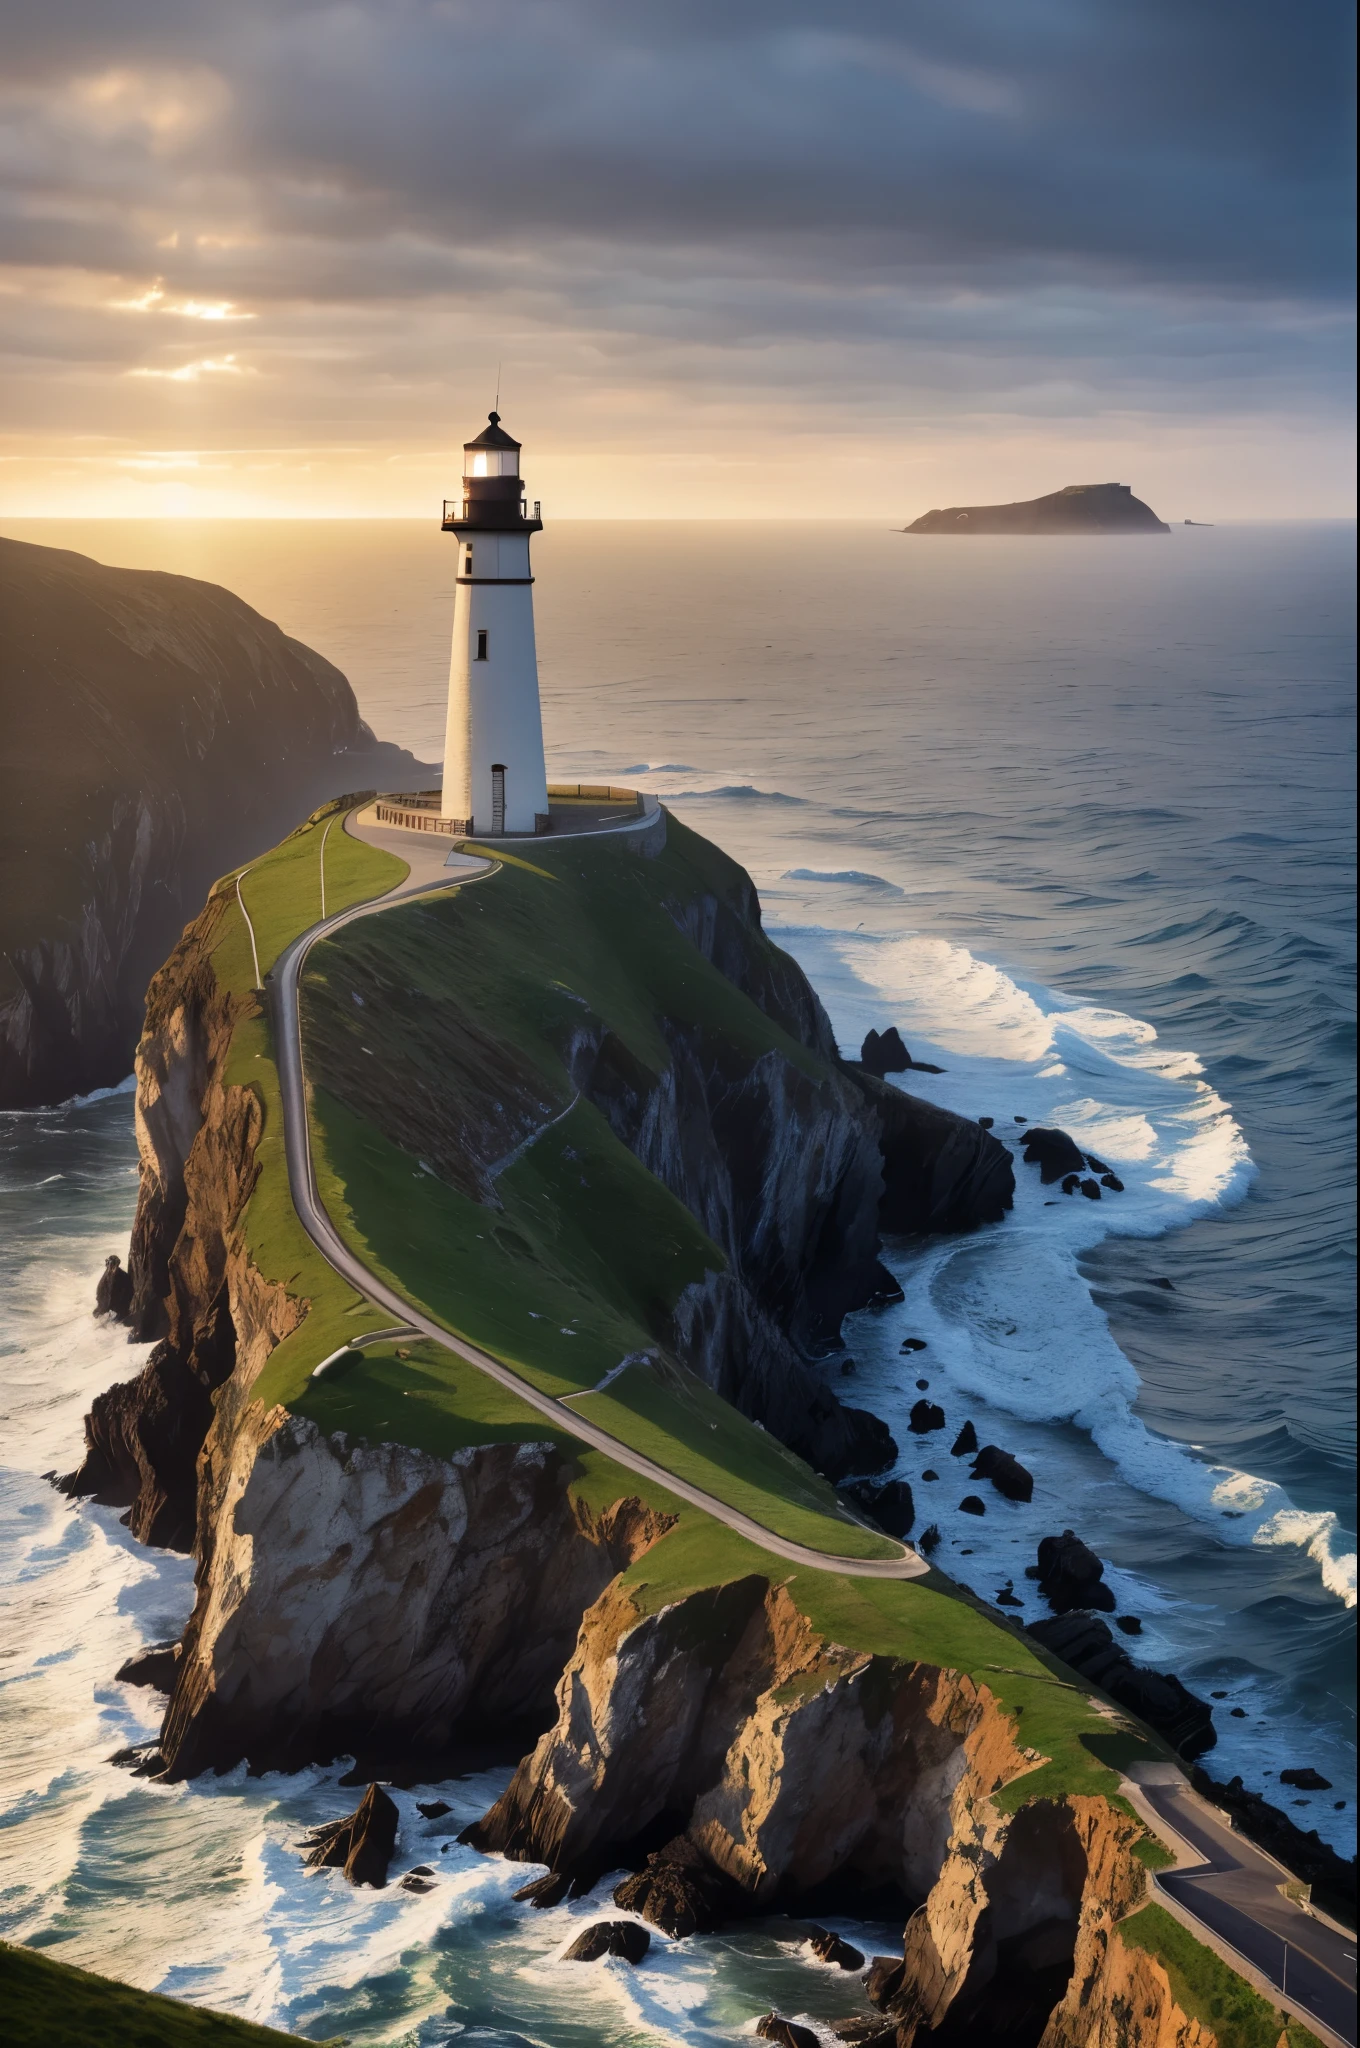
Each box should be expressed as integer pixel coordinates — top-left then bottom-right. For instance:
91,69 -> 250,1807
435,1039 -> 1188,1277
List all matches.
265,808 -> 928,1580
258,807 -> 1355,2039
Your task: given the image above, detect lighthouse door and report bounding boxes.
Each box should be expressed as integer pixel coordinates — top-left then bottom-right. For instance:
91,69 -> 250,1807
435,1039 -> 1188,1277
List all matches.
491,764 -> 507,835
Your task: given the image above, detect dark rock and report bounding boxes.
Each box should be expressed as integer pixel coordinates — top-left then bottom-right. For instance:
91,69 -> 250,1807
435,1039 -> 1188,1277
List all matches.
94,1255 -> 134,1321
970,1444 -> 1034,1503
899,1337 -> 927,1353
1192,1768 -> 1357,1912
108,1742 -> 165,1776
1151,1276 -> 1175,1290
302,1783 -> 400,1888
1115,1616 -> 1142,1635
400,1874 -> 436,1893
1021,1127 -> 1087,1183
564,1920 -> 650,1964
1079,1178 -> 1101,1200
866,1955 -> 906,2008
997,1589 -> 1023,1607
978,1116 -> 994,1129
1100,1174 -> 1124,1192
860,1026 -> 912,1075
514,1871 -> 572,1907
864,1261 -> 905,1306
1027,1614 -> 1215,1759
416,1800 -> 452,1819
915,1378 -> 929,1390
950,1421 -> 978,1458
1035,1529 -> 1117,1614
840,1358 -> 856,1375
918,1524 -> 941,1555
829,2024 -> 897,2047
612,1840 -> 739,1938
959,1495 -> 986,1516
1210,1692 -> 1228,1700
921,1469 -> 938,1482
833,1408 -> 898,1480
1281,1768 -> 1333,1791
115,1641 -> 181,1692
407,1864 -> 434,1875
757,2018 -> 819,2048
845,1477 -> 915,1539
1085,1154 -> 1111,1175
1061,1174 -> 1081,1194
853,1073 -> 1014,1231
908,1400 -> 945,1434
808,1925 -> 866,1970
1231,1707 -> 1247,1717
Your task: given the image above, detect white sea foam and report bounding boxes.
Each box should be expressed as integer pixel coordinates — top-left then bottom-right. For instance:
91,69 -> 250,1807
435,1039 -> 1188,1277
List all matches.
777,919 -> 1356,1617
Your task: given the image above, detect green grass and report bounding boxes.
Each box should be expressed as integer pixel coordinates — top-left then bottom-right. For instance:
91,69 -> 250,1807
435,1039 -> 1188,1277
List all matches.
207,800 -> 415,1403
0,1942 -> 311,2048
214,799 -> 408,989
1118,1904 -> 1326,2048
1132,1831 -> 1179,1871
200,803 -> 1168,1821
570,1362 -> 896,1558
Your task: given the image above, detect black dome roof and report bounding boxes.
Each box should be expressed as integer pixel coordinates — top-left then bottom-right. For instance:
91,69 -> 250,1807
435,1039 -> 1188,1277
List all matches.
464,410 -> 521,451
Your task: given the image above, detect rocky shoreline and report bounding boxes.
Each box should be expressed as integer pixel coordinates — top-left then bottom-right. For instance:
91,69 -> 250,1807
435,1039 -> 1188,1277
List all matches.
59,813 -> 1353,2043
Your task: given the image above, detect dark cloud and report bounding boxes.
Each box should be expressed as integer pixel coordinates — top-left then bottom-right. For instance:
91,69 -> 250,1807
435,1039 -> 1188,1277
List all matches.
0,0 -> 1352,510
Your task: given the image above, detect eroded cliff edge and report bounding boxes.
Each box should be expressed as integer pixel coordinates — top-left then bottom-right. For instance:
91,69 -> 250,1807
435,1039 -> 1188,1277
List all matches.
65,807 -> 1225,2047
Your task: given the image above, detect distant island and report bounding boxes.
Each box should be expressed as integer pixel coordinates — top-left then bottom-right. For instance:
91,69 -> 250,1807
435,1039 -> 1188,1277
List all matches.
905,481 -> 1170,534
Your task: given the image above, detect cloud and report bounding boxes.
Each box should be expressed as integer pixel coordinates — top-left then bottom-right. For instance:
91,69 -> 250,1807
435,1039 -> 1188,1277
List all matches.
0,0 -> 1352,515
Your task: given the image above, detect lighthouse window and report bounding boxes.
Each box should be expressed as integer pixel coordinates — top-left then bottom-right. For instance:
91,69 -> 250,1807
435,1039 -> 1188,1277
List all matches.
476,630 -> 489,661
464,547 -> 473,572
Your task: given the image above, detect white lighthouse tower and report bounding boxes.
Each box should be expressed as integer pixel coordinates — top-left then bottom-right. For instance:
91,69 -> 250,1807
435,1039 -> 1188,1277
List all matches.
439,412 -> 549,835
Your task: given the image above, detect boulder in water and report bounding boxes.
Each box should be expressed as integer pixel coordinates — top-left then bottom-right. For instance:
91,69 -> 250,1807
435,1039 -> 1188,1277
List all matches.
1035,1529 -> 1116,1613
514,1871 -> 572,1906
860,1026 -> 911,1075
1027,1613 -> 1214,1759
908,1399 -> 945,1434
1021,1127 -> 1087,1183
950,1420 -> 978,1458
845,1477 -> 915,1538
1280,1768 -> 1333,1791
959,1495 -> 986,1516
302,1782 -> 400,1888
808,1925 -> 866,1969
94,1255 -> 133,1321
564,1919 -> 650,1964
970,1444 -> 1033,1503
757,2017 -> 819,2048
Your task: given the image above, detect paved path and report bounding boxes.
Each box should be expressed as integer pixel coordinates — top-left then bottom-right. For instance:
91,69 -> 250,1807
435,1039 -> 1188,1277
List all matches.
266,811 -> 928,1581
1128,1767 -> 1357,2047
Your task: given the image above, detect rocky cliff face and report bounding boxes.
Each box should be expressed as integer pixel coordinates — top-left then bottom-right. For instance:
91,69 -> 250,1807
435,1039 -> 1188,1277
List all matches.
0,534 -> 427,1107
159,1414 -> 671,1778
470,1571 -> 1206,2046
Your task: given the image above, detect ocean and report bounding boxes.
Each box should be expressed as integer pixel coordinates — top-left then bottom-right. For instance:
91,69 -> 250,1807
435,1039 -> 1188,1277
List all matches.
1,515 -> 1354,2044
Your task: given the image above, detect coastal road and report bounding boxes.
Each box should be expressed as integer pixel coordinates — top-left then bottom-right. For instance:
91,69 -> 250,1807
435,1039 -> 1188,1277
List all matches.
266,812 -> 929,1582
1130,1767 -> 1357,2048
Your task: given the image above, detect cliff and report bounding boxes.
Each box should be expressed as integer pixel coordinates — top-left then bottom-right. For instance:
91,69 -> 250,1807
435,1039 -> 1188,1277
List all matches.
905,483 -> 1170,535
61,804 -> 1270,2046
0,534 -> 429,1108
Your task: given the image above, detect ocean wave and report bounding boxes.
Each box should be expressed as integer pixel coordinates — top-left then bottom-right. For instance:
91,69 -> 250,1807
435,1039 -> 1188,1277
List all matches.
782,868 -> 905,893
775,919 -> 1355,1613
0,1073 -> 136,1121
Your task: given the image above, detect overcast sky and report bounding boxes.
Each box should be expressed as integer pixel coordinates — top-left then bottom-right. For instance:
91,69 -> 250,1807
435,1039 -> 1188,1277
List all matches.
1,0 -> 1353,517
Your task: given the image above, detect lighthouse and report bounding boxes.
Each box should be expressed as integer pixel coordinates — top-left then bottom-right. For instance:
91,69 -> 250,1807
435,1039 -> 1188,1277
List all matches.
439,413 -> 549,835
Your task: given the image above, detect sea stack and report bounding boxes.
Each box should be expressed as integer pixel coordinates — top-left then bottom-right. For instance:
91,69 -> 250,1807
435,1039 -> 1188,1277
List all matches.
439,412 -> 550,835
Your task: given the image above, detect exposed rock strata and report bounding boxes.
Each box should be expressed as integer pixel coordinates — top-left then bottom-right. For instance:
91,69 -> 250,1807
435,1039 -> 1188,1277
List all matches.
471,1572 -> 1210,2043
302,1782 -> 399,1888
159,1414 -> 671,1778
